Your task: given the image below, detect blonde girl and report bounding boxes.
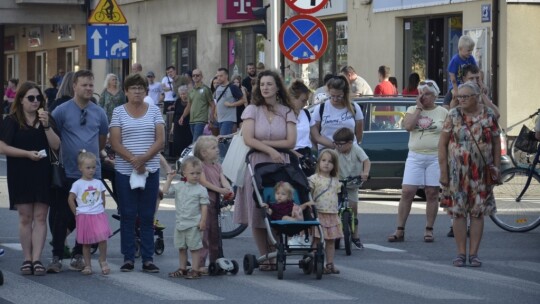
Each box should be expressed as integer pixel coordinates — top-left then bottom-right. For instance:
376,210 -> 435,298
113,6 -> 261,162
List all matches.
193,135 -> 234,273
308,149 -> 342,274
68,150 -> 111,275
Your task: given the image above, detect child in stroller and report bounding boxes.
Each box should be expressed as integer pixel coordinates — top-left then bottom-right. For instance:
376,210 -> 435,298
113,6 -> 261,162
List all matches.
261,181 -> 313,221
243,150 -> 326,280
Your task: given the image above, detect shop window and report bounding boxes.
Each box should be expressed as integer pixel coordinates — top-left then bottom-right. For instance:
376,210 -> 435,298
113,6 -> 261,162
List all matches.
227,28 -> 264,79
6,55 -> 18,80
165,32 -> 196,74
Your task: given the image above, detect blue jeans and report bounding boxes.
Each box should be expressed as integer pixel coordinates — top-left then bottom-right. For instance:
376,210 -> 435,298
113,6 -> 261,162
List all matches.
218,121 -> 235,158
190,122 -> 206,144
115,170 -> 159,264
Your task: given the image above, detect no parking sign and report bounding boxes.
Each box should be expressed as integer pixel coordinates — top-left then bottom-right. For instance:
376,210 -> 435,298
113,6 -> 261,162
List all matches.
279,14 -> 328,64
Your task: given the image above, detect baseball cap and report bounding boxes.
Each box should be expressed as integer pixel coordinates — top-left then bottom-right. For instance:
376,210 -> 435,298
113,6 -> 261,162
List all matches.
146,71 -> 155,77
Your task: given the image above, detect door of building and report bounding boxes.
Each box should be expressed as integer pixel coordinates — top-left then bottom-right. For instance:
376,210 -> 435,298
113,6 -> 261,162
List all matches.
165,31 -> 196,74
35,51 -> 47,92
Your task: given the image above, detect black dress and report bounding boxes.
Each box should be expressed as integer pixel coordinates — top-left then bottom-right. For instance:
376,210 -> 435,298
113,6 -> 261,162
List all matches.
0,116 -> 54,210
172,97 -> 193,158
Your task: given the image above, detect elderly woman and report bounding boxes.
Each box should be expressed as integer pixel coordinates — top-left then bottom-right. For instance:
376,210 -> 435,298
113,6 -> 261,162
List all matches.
0,82 -> 61,275
110,73 -> 165,272
388,80 -> 448,243
233,70 -> 297,270
439,81 -> 501,267
99,73 -> 126,121
171,85 -> 192,158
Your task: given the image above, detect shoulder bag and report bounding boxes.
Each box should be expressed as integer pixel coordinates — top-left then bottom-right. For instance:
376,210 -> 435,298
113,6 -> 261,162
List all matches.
50,148 -> 67,189
222,128 -> 250,187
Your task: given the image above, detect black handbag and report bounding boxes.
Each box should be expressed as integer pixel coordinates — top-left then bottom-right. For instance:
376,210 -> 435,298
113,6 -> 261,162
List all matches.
514,125 -> 539,154
50,148 -> 66,189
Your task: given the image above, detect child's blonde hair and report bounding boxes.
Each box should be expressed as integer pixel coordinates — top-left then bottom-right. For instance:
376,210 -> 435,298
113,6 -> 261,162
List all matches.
193,135 -> 218,160
316,149 -> 339,177
274,181 -> 294,201
77,149 -> 97,166
458,35 -> 475,50
180,156 -> 202,173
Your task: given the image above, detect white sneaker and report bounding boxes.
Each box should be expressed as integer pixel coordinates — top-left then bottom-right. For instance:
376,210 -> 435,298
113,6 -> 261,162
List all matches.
0,248 -> 4,257
288,235 -> 311,248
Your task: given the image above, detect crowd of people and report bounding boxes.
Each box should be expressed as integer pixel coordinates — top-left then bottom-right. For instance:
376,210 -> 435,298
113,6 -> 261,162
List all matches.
0,34 -> 519,279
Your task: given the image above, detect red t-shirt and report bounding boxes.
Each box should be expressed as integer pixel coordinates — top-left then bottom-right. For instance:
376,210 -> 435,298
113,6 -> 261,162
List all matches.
402,88 -> 419,96
374,80 -> 397,96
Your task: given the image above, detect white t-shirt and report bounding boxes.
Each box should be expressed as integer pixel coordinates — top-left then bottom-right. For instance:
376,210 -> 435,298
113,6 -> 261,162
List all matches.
70,179 -> 106,215
337,144 -> 369,188
312,100 -> 364,150
161,76 -> 175,102
295,109 -> 315,149
405,105 -> 448,155
147,82 -> 162,105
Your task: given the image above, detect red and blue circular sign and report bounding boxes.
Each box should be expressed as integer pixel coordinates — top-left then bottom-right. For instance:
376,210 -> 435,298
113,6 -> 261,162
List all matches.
285,0 -> 330,14
279,15 -> 328,64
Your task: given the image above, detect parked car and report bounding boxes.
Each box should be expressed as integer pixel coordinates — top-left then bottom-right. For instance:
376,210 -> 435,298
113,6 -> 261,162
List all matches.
311,97 -> 512,193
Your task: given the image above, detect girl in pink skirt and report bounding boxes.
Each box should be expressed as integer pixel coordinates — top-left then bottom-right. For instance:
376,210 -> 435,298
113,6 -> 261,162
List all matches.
68,150 -> 111,275
308,149 -> 343,274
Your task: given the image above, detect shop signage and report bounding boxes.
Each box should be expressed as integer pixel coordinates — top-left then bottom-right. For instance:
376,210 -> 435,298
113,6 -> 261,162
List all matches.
481,4 -> 491,22
285,0 -> 330,14
279,14 -> 328,64
312,0 -> 347,17
226,0 -> 262,20
86,25 -> 129,59
88,0 -> 127,24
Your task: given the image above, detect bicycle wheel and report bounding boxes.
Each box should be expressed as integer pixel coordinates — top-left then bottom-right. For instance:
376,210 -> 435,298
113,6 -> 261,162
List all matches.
95,11 -> 105,22
220,199 -> 247,239
510,139 -> 538,168
342,210 -> 352,256
490,168 -> 540,232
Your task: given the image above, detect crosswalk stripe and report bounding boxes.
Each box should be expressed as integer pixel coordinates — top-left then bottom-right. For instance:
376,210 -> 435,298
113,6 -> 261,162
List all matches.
383,260 -> 540,295
1,270 -> 89,304
362,244 -> 406,252
96,262 -> 223,301
1,243 -> 22,250
336,265 -> 482,300
502,261 -> 540,274
234,273 -> 355,300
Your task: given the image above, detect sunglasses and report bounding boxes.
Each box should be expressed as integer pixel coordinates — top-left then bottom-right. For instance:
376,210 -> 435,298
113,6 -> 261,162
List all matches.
26,95 -> 44,103
80,109 -> 87,126
333,141 -> 350,148
419,81 -> 435,87
455,94 -> 477,100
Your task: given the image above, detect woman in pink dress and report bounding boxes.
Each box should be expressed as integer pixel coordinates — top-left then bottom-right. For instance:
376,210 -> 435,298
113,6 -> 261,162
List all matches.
233,70 -> 297,271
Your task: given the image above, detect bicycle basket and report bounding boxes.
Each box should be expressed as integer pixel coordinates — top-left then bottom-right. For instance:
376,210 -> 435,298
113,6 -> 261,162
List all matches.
514,125 -> 539,153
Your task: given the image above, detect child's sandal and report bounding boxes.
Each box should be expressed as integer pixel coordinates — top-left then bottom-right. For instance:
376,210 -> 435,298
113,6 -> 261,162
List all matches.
81,266 -> 92,275
323,263 -> 340,274
168,268 -> 188,278
99,260 -> 110,275
184,269 -> 201,279
32,261 -> 46,276
20,260 -> 33,275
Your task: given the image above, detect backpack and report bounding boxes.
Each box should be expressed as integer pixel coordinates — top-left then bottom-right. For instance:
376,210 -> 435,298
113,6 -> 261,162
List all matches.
303,108 -> 311,122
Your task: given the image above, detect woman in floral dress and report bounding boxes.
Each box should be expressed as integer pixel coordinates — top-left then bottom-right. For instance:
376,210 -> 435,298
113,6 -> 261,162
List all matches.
439,81 -> 501,267
388,80 -> 448,243
99,73 -> 126,122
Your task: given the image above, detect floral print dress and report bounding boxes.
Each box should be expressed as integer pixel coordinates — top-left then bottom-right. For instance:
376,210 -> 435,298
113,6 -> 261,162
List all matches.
442,106 -> 499,217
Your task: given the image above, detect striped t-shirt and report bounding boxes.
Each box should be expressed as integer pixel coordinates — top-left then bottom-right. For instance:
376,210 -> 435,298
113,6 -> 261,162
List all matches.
110,104 -> 165,175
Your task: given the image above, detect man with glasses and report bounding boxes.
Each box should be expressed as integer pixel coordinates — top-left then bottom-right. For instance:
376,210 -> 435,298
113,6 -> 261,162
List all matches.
180,69 -> 214,143
146,71 -> 163,106
47,70 -> 109,273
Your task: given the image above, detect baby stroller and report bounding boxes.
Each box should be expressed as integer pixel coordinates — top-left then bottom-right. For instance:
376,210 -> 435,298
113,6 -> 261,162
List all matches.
243,149 -> 325,280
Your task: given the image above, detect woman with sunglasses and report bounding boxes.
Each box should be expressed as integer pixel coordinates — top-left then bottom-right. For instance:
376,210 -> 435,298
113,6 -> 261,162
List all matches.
0,82 -> 61,275
438,81 -> 500,267
310,75 -> 364,151
388,79 -> 447,244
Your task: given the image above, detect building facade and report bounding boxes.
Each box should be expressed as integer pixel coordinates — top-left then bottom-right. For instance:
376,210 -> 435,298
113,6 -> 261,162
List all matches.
2,0 -> 540,134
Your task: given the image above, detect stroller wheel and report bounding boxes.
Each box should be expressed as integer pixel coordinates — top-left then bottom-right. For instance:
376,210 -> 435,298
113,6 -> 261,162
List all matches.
134,239 -> 141,258
314,243 -> 324,280
334,238 -> 341,250
154,238 -> 164,255
243,254 -> 256,275
300,255 -> 313,275
277,259 -> 284,280
0,270 -> 4,285
231,260 -> 239,275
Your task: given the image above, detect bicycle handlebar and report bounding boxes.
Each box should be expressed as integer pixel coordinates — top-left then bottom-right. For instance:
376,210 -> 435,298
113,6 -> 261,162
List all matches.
339,176 -> 365,186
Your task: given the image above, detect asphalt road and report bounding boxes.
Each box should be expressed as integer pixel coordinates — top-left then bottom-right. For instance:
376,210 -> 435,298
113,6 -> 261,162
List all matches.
1,156 -> 539,304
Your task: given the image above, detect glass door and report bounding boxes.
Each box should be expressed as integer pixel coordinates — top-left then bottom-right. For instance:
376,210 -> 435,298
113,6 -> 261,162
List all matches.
36,51 -> 47,91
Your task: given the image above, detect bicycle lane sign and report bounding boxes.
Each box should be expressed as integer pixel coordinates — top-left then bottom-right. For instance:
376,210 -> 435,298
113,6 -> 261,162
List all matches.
88,0 -> 127,24
279,14 -> 328,64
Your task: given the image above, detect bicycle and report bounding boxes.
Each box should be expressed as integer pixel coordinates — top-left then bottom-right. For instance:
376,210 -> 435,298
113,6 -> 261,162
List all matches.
507,108 -> 540,168
334,176 -> 364,256
95,9 -> 120,22
490,144 -> 540,232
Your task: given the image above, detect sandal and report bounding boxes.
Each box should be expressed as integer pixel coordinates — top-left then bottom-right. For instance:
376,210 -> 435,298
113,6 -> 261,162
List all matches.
99,260 -> 110,275
32,261 -> 46,276
20,260 -> 33,275
323,263 -> 340,274
168,268 -> 188,278
81,266 -> 92,275
469,255 -> 482,267
424,227 -> 434,243
453,254 -> 466,267
387,227 -> 405,242
184,269 -> 201,279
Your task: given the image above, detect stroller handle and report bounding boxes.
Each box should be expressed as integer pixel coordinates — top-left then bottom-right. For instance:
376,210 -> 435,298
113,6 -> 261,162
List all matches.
245,148 -> 301,167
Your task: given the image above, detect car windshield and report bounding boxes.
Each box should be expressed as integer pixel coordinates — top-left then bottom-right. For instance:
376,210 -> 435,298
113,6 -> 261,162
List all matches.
367,103 -> 409,131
